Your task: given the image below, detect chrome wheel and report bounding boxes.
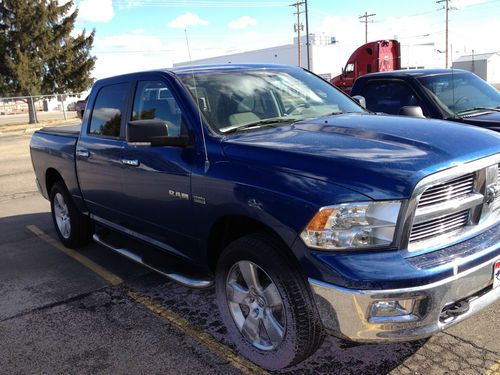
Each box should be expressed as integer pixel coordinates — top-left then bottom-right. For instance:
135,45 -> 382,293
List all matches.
53,192 -> 71,239
226,260 -> 286,351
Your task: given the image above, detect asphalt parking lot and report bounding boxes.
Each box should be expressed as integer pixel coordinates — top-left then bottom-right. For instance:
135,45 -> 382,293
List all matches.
0,130 -> 499,374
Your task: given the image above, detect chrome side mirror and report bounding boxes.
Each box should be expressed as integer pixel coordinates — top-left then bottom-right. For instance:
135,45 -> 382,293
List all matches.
351,95 -> 366,109
399,106 -> 425,118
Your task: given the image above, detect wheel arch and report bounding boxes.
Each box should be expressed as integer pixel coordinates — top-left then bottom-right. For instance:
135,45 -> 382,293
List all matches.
206,214 -> 302,273
45,168 -> 66,195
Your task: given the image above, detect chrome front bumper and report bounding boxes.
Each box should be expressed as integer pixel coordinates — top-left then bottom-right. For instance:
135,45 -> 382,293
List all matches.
309,256 -> 500,342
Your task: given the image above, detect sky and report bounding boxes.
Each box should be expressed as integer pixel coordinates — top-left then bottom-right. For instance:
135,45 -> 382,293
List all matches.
70,0 -> 500,79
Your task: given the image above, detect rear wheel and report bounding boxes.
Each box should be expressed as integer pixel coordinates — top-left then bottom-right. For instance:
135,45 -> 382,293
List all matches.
50,181 -> 92,248
215,233 -> 325,370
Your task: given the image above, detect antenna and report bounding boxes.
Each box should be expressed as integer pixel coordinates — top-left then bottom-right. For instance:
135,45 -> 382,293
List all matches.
184,29 -> 210,173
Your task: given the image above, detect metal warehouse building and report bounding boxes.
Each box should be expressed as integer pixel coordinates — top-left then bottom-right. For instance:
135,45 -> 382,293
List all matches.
453,52 -> 500,89
174,34 -> 436,81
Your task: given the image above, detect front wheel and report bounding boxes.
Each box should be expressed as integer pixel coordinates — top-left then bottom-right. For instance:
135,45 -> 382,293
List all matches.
215,233 -> 325,370
50,181 -> 92,248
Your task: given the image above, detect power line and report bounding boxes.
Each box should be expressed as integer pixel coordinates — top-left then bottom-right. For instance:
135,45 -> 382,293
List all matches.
304,0 -> 310,70
114,0 -> 290,8
290,1 -> 304,67
358,11 -> 376,43
436,0 -> 457,68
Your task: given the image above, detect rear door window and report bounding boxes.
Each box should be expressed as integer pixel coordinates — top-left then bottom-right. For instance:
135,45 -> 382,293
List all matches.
88,83 -> 128,137
361,80 -> 423,115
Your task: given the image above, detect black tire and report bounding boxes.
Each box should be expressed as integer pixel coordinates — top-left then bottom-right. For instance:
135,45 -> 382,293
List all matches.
215,233 -> 325,370
50,181 -> 93,248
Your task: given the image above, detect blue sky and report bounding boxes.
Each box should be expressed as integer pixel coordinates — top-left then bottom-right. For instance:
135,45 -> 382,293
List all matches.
72,0 -> 500,78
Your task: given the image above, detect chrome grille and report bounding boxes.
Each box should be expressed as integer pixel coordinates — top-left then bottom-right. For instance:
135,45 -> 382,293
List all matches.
404,155 -> 500,253
418,173 -> 475,208
409,210 -> 469,243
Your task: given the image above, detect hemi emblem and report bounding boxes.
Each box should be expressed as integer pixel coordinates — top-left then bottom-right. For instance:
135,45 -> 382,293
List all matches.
485,185 -> 499,204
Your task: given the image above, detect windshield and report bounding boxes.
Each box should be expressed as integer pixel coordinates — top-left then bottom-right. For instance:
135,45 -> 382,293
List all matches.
177,68 -> 365,133
417,72 -> 500,116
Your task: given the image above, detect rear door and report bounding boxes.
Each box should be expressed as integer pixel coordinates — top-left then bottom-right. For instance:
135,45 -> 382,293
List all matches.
76,82 -> 130,223
118,75 -> 197,255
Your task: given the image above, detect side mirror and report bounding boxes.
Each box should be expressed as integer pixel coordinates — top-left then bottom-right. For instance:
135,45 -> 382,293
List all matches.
127,119 -> 191,147
351,95 -> 366,109
399,106 -> 425,118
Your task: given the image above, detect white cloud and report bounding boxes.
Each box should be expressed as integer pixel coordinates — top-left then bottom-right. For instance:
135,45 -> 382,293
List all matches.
77,0 -> 114,23
70,27 -> 84,38
228,16 -> 257,29
168,12 -> 208,29
91,32 -> 200,78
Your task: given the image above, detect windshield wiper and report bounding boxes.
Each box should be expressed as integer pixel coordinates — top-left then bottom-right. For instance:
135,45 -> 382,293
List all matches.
457,107 -> 500,115
220,117 -> 298,134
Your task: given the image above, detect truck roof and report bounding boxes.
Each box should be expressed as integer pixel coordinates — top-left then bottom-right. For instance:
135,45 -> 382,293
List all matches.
94,63 -> 298,85
358,68 -> 469,79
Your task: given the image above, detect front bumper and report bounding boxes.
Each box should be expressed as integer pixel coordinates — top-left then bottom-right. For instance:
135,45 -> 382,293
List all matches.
309,255 -> 500,342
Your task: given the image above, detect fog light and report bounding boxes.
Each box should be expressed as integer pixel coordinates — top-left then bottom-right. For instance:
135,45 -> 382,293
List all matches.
370,299 -> 415,318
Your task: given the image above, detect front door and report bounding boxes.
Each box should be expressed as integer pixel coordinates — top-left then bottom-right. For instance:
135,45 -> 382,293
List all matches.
119,77 -> 196,257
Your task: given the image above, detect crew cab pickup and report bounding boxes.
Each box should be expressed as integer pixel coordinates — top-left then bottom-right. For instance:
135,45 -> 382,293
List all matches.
350,69 -> 500,132
30,64 -> 500,370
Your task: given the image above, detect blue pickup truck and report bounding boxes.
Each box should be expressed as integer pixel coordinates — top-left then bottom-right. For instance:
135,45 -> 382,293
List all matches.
30,64 -> 500,370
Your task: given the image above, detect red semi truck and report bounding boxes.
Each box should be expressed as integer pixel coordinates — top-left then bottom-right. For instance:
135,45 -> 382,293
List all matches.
331,40 -> 401,94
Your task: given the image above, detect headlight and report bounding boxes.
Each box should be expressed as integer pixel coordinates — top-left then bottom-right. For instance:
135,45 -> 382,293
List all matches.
300,201 -> 402,250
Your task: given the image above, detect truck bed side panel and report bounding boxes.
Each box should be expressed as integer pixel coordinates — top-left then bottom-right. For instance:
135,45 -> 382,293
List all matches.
30,131 -> 83,209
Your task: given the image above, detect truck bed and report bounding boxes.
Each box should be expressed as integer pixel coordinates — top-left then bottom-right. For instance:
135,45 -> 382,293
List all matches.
38,123 -> 81,137
30,125 -> 81,202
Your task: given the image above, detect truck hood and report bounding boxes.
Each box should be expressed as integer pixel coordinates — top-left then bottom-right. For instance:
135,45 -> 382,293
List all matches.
222,113 -> 500,200
459,111 -> 500,132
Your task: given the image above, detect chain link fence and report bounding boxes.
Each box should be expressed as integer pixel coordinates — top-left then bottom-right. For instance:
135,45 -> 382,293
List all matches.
0,93 -> 87,127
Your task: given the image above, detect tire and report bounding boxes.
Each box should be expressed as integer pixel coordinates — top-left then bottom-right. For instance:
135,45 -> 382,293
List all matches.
50,181 -> 93,248
215,233 -> 325,370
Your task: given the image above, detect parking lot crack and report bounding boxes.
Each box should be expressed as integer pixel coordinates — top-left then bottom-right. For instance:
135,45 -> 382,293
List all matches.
0,286 -> 108,323
443,332 -> 500,356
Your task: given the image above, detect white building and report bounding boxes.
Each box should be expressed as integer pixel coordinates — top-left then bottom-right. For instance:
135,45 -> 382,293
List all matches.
174,34 -> 436,80
452,52 -> 500,88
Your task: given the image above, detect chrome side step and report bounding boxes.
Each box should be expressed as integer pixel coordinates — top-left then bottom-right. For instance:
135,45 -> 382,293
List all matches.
93,233 -> 214,289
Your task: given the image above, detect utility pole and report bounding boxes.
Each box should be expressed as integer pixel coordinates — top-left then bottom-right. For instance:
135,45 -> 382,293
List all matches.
290,1 -> 305,67
305,0 -> 310,70
437,0 -> 455,68
359,11 -> 376,43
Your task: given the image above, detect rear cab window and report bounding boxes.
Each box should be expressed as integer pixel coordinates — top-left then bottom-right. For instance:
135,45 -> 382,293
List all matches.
361,80 -> 425,115
88,83 -> 129,138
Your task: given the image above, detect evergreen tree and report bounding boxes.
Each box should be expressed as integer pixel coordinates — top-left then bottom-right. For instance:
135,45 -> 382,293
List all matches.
0,0 -> 96,123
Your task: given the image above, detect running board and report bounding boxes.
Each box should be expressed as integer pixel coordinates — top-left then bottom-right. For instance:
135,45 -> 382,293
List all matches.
92,233 -> 213,289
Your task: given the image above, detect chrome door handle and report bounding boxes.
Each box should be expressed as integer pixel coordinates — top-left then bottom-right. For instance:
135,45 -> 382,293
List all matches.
76,149 -> 90,158
121,159 -> 140,167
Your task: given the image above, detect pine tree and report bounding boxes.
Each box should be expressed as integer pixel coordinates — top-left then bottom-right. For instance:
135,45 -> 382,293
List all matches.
0,0 -> 96,123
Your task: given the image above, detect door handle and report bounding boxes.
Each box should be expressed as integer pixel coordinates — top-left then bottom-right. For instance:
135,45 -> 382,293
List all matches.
76,149 -> 90,158
121,159 -> 140,167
